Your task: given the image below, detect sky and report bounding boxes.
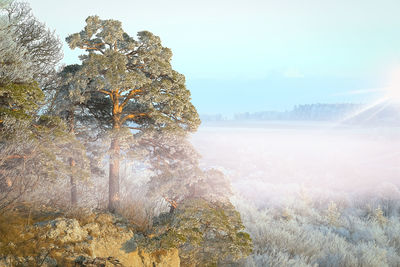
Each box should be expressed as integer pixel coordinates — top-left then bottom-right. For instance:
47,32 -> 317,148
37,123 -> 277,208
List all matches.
27,0 -> 400,116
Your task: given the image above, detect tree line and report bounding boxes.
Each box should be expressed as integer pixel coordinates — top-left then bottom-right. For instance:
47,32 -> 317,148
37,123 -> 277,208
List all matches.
234,103 -> 361,121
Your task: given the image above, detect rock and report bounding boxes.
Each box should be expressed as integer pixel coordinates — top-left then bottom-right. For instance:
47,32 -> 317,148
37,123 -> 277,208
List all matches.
11,212 -> 181,267
75,256 -> 123,266
41,256 -> 58,267
37,218 -> 88,243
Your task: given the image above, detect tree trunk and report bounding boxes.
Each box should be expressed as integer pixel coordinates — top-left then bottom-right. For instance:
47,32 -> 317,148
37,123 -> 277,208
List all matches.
69,158 -> 77,205
68,110 -> 77,206
108,136 -> 120,212
169,205 -> 176,214
109,92 -> 121,212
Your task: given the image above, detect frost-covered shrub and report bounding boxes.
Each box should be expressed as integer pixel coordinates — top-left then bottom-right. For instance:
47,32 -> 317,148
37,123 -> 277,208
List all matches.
232,184 -> 400,267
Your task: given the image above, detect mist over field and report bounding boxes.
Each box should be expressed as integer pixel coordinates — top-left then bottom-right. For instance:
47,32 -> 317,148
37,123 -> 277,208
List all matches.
190,120 -> 400,266
192,121 -> 400,196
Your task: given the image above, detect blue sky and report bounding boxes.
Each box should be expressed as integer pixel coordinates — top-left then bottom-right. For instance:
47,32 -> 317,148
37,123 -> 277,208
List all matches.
27,0 -> 400,115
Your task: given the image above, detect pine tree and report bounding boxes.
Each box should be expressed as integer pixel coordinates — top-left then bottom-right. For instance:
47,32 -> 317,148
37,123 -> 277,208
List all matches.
46,64 -> 94,205
66,16 -> 200,211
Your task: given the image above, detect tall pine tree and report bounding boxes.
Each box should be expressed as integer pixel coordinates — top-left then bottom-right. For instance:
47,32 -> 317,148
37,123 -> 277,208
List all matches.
66,16 -> 200,211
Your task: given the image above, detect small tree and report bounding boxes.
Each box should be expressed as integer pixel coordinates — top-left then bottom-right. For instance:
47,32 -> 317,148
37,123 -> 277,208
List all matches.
46,64 -> 94,205
142,132 -> 202,213
0,84 -> 84,212
66,16 -> 200,211
142,198 -> 253,266
140,136 -> 251,265
0,1 -> 85,210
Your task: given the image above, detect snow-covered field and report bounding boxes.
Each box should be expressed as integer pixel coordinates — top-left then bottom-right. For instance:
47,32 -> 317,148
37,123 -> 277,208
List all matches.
191,121 -> 400,266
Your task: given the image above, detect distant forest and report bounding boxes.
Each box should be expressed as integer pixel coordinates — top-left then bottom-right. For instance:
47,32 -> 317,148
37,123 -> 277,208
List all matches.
201,103 -> 362,121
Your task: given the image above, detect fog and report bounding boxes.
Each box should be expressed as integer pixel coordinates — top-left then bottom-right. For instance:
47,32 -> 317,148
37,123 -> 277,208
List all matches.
191,121 -> 400,207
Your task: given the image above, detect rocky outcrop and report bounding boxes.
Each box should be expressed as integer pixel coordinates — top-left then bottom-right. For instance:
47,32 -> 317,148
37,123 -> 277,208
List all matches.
0,212 -> 180,267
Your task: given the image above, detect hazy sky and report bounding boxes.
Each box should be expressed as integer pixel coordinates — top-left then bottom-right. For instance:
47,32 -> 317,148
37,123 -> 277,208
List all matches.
27,0 -> 400,115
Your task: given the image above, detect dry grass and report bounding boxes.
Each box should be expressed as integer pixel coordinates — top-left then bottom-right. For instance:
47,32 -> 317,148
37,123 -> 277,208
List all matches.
116,199 -> 154,233
64,206 -> 96,225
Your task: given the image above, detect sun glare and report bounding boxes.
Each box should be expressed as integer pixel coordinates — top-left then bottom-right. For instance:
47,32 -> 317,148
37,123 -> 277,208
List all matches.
384,67 -> 400,103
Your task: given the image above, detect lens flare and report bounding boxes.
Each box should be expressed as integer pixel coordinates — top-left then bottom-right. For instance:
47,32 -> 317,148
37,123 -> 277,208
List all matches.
384,67 -> 400,103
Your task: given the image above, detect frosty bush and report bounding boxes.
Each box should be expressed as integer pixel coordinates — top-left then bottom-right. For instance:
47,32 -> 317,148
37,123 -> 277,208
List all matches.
232,184 -> 400,267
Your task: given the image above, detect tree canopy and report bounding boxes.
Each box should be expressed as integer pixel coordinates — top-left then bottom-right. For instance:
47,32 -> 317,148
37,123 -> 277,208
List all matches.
66,16 -> 200,211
